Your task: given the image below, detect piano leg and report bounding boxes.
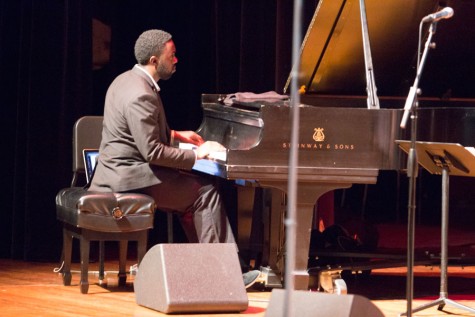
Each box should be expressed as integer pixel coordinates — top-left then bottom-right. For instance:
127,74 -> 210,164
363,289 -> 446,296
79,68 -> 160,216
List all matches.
260,181 -> 352,291
261,188 -> 285,287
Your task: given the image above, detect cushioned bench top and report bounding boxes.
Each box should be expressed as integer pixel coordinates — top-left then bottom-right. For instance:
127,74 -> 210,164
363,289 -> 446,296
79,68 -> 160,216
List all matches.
56,187 -> 155,232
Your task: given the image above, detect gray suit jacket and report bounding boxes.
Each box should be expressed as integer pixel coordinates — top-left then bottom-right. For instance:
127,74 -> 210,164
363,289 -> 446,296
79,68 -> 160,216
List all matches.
89,66 -> 196,192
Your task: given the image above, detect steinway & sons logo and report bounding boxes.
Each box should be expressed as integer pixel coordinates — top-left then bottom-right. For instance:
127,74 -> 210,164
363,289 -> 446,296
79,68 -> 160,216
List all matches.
282,127 -> 355,150
313,127 -> 325,142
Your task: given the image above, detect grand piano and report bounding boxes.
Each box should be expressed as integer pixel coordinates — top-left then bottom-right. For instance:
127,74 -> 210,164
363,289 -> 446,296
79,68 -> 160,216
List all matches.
192,0 -> 475,291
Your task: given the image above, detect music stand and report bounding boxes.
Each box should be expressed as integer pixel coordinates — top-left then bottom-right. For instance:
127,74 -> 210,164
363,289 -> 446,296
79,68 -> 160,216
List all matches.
397,140 -> 475,315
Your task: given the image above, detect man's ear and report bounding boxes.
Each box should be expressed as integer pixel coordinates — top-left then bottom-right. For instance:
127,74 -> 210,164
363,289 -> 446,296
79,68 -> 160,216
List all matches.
149,55 -> 159,66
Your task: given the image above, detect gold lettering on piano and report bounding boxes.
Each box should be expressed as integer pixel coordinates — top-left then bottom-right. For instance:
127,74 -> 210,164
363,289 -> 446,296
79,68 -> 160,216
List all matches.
302,143 -> 323,149
334,144 -> 355,150
281,127 -> 355,150
282,143 -> 355,150
313,128 -> 325,142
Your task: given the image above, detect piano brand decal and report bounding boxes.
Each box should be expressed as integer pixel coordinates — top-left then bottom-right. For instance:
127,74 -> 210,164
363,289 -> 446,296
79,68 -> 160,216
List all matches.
281,127 -> 355,151
313,128 -> 325,142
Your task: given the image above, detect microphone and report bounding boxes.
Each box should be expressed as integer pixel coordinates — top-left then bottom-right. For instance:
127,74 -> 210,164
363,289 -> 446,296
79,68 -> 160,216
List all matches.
422,7 -> 454,23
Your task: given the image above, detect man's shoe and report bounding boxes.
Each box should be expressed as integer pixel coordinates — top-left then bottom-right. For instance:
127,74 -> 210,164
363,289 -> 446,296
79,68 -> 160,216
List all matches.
243,270 -> 261,289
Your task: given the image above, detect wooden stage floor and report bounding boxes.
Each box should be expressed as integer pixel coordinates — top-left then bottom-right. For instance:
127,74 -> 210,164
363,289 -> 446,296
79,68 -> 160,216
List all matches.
1,259 -> 475,316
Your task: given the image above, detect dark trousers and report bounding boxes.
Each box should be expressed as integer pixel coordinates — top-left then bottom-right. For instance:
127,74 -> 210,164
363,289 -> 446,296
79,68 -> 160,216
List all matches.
135,168 -> 237,246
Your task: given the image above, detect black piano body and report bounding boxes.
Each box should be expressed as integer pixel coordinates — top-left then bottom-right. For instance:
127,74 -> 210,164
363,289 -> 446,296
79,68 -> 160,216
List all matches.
194,93 -> 475,290
196,94 -> 402,175
193,0 -> 475,290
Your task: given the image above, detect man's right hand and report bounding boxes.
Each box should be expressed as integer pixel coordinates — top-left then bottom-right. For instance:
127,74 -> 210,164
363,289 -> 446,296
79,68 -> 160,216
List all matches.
195,141 -> 226,160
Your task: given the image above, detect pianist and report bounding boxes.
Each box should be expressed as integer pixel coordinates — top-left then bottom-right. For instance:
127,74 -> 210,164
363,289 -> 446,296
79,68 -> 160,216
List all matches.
89,29 -> 260,288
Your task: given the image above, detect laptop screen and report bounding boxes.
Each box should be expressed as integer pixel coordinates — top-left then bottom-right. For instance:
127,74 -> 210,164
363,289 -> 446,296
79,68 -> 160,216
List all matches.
82,149 -> 99,183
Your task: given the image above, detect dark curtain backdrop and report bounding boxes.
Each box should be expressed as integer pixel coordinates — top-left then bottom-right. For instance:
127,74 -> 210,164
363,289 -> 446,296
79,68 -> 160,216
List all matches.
0,0 -> 318,261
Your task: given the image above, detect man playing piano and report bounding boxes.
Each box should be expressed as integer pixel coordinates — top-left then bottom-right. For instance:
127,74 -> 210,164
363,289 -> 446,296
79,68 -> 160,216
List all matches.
89,29 -> 260,288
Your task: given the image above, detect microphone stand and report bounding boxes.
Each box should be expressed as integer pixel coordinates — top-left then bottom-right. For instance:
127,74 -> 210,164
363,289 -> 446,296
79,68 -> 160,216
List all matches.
283,0 -> 302,316
399,21 -> 437,317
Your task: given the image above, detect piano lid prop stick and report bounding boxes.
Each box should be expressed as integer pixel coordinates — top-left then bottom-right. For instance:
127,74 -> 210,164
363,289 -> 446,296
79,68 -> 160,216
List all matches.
359,0 -> 380,110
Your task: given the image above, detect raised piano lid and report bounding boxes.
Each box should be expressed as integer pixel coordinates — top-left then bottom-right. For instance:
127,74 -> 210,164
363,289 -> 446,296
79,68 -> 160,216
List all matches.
286,0 -> 475,104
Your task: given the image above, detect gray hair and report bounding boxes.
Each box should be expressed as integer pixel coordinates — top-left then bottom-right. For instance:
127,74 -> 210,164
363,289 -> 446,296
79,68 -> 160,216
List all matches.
134,29 -> 172,65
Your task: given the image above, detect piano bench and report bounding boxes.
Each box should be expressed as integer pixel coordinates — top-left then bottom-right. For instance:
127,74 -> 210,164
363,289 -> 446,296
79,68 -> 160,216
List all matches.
55,187 -> 156,294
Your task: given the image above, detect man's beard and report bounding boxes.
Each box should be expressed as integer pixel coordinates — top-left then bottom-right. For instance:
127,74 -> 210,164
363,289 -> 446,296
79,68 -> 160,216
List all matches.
157,63 -> 175,80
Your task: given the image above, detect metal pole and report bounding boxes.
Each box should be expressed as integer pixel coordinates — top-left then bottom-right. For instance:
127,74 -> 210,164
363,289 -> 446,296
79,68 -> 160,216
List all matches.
284,0 -> 303,316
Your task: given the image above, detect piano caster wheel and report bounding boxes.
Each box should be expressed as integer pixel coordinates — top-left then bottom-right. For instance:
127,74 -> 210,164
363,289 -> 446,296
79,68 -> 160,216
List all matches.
318,270 -> 347,294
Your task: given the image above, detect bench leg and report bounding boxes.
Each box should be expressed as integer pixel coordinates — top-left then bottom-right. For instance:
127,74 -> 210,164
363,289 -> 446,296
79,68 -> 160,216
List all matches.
79,237 -> 90,294
62,228 -> 73,286
118,241 -> 128,286
137,232 -> 148,265
98,241 -> 105,284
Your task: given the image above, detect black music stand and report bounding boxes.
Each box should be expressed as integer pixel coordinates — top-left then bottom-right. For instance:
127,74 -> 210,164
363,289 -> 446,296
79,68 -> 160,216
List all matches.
397,140 -> 475,315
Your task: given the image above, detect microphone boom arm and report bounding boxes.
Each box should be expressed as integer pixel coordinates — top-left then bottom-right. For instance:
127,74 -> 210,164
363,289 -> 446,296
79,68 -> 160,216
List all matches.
400,22 -> 436,129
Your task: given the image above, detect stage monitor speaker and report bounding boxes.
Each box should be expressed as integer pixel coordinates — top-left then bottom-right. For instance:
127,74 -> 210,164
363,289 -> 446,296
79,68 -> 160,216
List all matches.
265,289 -> 384,317
134,243 -> 248,314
